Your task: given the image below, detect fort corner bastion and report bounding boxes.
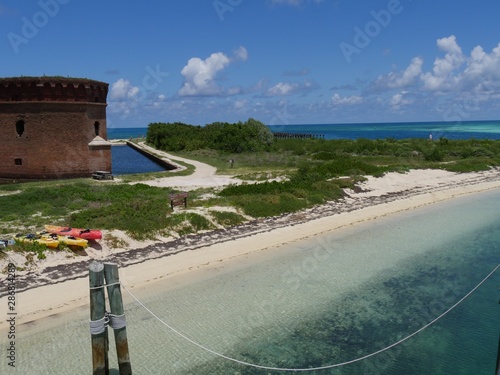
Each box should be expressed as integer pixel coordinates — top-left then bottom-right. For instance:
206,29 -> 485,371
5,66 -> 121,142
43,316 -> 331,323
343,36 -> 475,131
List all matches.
0,76 -> 111,180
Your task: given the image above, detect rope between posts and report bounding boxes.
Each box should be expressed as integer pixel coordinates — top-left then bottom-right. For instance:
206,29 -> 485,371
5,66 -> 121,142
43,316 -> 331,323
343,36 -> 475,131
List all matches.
89,281 -> 121,290
121,263 -> 500,372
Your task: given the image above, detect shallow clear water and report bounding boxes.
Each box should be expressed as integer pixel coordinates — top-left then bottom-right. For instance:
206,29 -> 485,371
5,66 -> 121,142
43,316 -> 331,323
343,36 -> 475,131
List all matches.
2,190 -> 500,374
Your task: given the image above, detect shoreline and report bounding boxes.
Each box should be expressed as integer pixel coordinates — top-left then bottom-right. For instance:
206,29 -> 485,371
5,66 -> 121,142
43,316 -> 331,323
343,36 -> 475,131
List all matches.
1,168 -> 500,326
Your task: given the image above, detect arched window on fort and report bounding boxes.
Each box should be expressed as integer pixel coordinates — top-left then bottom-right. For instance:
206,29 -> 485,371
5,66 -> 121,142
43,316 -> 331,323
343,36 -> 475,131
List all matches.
94,121 -> 100,136
16,120 -> 25,137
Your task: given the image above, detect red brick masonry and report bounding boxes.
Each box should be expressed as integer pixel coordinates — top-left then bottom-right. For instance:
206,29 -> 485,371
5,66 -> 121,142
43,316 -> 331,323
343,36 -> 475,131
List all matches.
0,77 -> 111,179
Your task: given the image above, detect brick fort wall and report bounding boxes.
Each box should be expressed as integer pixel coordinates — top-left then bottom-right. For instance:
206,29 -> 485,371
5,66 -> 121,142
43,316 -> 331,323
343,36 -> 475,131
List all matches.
0,77 -> 111,179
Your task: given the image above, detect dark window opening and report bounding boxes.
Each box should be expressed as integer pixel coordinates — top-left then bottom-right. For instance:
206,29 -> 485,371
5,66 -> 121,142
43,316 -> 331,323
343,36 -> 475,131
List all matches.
94,121 -> 100,136
16,120 -> 25,136
14,158 -> 22,166
95,97 -> 99,103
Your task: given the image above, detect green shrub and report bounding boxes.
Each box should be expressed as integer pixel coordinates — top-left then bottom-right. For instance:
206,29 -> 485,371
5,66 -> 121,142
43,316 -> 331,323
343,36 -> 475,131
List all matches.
147,118 -> 273,154
424,147 -> 444,162
210,211 -> 246,227
442,159 -> 493,173
232,193 -> 308,217
164,213 -> 215,236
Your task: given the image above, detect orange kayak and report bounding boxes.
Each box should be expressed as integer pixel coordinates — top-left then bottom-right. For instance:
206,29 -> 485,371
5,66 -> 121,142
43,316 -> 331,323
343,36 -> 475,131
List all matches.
44,225 -> 102,240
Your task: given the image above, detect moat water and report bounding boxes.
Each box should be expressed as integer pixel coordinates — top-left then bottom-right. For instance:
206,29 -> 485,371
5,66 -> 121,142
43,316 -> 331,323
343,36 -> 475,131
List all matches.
111,145 -> 167,175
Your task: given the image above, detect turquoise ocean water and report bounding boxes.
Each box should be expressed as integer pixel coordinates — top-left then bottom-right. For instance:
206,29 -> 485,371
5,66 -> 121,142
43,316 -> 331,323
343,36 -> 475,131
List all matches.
3,189 -> 500,374
107,120 -> 500,140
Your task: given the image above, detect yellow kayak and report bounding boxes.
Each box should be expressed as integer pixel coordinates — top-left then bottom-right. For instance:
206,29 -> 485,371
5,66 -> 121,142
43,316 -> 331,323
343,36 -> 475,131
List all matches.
55,235 -> 88,248
15,233 -> 59,248
38,232 -> 88,248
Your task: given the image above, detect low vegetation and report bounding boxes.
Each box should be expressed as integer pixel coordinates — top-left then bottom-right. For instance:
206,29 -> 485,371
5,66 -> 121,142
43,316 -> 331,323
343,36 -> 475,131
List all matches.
1,120 -> 499,258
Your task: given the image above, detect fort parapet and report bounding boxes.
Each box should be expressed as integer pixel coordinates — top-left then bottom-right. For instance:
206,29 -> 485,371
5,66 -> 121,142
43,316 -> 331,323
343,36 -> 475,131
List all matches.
0,77 -> 111,179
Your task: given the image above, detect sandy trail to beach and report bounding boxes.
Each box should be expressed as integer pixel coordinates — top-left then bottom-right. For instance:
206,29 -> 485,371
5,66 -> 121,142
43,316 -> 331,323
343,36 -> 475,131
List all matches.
130,142 -> 243,190
1,166 -> 500,326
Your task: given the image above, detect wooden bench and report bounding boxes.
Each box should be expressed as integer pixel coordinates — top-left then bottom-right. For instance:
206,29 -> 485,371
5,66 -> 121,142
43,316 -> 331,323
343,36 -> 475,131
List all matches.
92,171 -> 114,180
169,192 -> 188,209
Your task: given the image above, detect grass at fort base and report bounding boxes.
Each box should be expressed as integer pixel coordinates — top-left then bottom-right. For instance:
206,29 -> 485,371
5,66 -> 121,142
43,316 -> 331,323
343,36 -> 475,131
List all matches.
1,137 -> 499,249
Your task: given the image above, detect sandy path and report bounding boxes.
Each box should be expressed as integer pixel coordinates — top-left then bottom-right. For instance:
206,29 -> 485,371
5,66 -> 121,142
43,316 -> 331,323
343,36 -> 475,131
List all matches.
131,142 -> 242,190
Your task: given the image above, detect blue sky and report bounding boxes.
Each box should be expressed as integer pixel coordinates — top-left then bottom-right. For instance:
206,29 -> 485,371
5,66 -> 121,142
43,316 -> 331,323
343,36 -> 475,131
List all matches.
2,0 -> 500,128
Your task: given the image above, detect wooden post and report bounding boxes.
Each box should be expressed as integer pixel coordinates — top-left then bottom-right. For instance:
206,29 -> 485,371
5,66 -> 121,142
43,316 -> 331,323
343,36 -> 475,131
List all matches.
89,261 -> 109,375
104,263 -> 132,375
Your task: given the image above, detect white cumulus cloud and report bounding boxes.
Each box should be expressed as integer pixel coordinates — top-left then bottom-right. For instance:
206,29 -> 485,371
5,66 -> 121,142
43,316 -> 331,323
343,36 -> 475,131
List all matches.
372,35 -> 500,102
465,44 -> 500,80
179,52 -> 230,96
390,91 -> 412,110
421,35 -> 465,91
178,47 -> 248,96
375,57 -> 423,89
109,78 -> 140,100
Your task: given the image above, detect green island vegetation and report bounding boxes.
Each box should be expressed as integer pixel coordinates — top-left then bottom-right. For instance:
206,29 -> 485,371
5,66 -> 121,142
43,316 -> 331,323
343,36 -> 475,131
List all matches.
1,118 -> 500,264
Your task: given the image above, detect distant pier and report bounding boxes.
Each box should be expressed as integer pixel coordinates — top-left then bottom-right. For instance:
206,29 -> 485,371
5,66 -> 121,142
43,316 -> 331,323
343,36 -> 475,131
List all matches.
273,132 -> 324,139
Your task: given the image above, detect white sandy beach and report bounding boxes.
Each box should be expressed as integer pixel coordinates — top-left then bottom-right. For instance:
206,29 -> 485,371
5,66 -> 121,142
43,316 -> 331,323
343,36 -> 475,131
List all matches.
1,166 -> 500,328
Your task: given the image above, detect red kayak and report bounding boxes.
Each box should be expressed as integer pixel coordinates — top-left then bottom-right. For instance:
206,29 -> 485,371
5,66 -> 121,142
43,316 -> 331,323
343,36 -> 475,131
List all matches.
44,225 -> 102,240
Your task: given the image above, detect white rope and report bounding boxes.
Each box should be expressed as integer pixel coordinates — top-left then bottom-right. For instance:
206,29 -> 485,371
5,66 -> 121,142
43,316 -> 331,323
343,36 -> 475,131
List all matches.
108,313 -> 127,330
89,281 -> 121,290
122,263 -> 500,372
89,315 -> 109,335
89,312 -> 127,334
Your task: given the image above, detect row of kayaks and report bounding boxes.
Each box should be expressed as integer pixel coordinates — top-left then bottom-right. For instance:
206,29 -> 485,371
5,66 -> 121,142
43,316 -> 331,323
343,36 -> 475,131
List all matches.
44,225 -> 102,240
1,226 -> 102,249
15,233 -> 89,248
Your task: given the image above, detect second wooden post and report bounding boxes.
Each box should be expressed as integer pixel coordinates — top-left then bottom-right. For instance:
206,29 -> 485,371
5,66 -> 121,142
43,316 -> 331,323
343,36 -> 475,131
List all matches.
89,261 -> 109,375
104,262 -> 132,375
